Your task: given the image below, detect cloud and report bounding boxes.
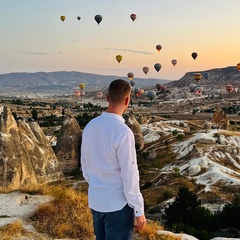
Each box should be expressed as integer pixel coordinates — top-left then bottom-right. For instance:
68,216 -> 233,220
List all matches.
18,51 -> 50,55
103,48 -> 154,55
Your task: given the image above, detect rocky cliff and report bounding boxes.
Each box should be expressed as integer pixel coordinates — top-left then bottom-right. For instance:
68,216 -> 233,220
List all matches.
125,112 -> 144,151
0,107 -> 64,189
55,111 -> 82,173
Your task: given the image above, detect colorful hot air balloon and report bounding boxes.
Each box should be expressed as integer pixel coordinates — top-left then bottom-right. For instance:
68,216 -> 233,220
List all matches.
130,14 -> 136,22
154,63 -> 162,72
171,59 -> 177,66
143,67 -> 149,75
237,63 -> 240,71
194,73 -> 202,83
195,85 -> 203,94
156,45 -> 162,52
74,91 -> 81,98
116,55 -> 122,63
160,85 -> 167,92
192,52 -> 198,60
226,84 -> 233,93
127,72 -> 134,80
203,72 -> 210,80
96,91 -> 103,99
95,14 -> 102,24
156,83 -> 161,91
139,89 -> 144,95
79,83 -> 85,90
60,16 -> 66,22
77,16 -> 81,21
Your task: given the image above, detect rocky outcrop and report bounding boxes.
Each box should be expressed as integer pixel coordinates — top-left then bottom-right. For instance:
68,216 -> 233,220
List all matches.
211,109 -> 229,130
55,111 -> 82,173
125,112 -> 144,151
0,107 -> 63,189
137,115 -> 148,124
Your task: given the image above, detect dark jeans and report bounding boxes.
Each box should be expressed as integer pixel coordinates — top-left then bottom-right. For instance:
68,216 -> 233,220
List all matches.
91,204 -> 134,240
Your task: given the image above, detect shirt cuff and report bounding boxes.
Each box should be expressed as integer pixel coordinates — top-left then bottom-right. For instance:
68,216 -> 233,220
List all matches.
134,207 -> 144,217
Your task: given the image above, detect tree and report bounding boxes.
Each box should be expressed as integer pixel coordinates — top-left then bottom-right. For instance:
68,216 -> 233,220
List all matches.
216,195 -> 240,229
163,187 -> 201,227
31,109 -> 38,120
163,187 -> 215,239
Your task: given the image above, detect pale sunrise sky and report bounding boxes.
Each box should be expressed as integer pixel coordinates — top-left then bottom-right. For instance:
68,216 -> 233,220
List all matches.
1,0 -> 240,80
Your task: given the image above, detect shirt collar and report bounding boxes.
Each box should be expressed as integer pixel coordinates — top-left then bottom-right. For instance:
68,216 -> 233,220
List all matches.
101,112 -> 125,123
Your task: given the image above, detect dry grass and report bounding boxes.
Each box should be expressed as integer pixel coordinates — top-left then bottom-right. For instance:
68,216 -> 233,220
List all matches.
0,183 -> 184,240
134,221 -> 182,240
28,184 -> 94,239
0,221 -> 36,240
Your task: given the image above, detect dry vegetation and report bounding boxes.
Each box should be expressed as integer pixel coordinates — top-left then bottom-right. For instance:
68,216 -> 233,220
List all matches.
0,183 -> 182,240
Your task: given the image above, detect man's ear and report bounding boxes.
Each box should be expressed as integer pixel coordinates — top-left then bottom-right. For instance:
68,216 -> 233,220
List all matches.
124,96 -> 130,105
106,94 -> 109,102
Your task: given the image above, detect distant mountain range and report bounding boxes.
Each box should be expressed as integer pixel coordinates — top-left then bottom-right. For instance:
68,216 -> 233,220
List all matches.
0,66 -> 239,96
0,71 -> 171,95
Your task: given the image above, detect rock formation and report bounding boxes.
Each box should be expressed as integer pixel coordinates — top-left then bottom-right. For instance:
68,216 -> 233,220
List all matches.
125,112 -> 144,151
137,115 -> 148,124
211,108 -> 229,130
55,111 -> 82,173
0,107 -> 63,189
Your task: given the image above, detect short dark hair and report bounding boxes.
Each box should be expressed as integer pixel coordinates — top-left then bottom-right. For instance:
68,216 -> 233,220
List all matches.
108,79 -> 131,104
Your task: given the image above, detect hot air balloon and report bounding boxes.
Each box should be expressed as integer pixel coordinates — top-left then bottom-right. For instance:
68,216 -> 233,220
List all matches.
143,67 -> 149,75
130,80 -> 135,87
146,90 -> 156,101
203,72 -> 210,80
60,16 -> 66,22
74,91 -> 81,98
140,89 -> 144,95
96,91 -> 103,99
80,90 -> 85,96
171,59 -> 177,67
237,63 -> 240,71
192,52 -> 198,60
130,14 -> 136,22
194,73 -> 202,83
116,55 -> 122,63
79,83 -> 85,90
77,16 -> 81,21
156,83 -> 161,91
160,85 -> 167,92
154,63 -> 162,72
189,83 -> 196,92
226,84 -> 233,93
195,85 -> 203,93
127,72 -> 134,80
95,15 -> 102,24
134,88 -> 141,97
156,45 -> 162,52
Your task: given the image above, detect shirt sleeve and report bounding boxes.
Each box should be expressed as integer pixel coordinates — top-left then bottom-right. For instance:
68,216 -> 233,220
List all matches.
80,132 -> 90,183
117,129 -> 144,216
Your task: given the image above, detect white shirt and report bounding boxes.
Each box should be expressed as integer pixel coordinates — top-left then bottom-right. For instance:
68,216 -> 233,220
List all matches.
81,112 -> 144,216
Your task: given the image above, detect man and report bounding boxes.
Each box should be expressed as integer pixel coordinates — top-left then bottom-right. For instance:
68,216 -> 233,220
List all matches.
81,79 -> 146,240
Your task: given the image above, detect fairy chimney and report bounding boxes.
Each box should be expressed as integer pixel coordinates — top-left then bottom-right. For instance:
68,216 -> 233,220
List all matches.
0,106 -> 63,189
125,112 -> 144,151
55,110 -> 82,173
211,108 -> 229,130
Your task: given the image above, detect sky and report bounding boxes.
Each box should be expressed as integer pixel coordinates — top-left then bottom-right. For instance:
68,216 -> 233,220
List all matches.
1,0 -> 240,81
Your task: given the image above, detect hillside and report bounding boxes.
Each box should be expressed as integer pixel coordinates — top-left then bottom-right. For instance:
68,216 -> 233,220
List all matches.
166,66 -> 240,88
0,71 -> 170,95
